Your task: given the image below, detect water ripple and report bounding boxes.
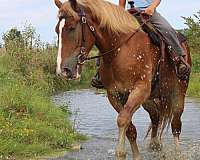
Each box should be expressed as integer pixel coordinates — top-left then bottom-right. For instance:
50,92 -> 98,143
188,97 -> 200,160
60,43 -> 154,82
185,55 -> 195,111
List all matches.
52,89 -> 200,160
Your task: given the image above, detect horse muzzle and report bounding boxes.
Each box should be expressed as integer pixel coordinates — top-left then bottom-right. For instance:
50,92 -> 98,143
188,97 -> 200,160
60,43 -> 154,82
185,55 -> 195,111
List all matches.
57,66 -> 81,81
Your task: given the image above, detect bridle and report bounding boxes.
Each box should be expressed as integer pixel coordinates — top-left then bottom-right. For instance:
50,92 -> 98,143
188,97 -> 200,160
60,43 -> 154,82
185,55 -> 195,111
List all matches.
61,5 -> 146,65
76,7 -> 98,65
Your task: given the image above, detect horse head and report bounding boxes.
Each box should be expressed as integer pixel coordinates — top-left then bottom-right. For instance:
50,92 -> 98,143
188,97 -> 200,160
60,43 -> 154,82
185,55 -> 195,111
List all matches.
54,0 -> 95,80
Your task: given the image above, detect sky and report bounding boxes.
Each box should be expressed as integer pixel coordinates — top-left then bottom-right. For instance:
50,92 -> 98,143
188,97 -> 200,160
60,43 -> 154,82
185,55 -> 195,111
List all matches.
0,0 -> 200,44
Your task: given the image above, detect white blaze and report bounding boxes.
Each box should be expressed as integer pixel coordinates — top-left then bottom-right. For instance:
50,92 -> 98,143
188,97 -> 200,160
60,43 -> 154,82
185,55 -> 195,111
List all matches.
56,19 -> 66,75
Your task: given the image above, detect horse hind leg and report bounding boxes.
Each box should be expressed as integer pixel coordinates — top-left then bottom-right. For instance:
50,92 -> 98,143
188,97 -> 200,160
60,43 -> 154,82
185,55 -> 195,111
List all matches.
143,100 -> 162,151
170,94 -> 185,151
160,88 -> 185,153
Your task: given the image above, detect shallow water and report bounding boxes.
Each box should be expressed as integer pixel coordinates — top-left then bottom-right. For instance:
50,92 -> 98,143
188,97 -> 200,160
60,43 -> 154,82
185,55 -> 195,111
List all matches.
51,89 -> 200,160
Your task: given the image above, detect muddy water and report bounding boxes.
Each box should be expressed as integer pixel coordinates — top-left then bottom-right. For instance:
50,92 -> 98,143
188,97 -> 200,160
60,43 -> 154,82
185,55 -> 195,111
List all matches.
52,89 -> 200,160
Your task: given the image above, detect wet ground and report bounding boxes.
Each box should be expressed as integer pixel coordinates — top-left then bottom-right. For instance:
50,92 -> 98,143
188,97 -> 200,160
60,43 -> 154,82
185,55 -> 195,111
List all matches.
51,89 -> 200,160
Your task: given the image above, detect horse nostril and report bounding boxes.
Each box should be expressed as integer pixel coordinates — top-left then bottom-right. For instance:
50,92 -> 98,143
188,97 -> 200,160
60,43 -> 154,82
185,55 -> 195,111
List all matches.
64,68 -> 73,78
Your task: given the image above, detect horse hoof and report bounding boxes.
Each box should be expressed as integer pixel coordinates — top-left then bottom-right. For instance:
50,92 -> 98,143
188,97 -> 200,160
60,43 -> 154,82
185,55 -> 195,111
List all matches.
115,150 -> 126,159
134,155 -> 142,160
149,139 -> 162,151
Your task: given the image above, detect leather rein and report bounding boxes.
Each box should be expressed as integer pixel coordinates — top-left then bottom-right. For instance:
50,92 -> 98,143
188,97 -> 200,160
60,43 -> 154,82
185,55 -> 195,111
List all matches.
73,7 -> 146,65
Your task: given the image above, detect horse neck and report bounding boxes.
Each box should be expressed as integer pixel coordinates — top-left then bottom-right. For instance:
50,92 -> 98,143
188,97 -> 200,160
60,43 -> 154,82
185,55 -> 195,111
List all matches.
83,8 -> 127,63
94,26 -> 126,64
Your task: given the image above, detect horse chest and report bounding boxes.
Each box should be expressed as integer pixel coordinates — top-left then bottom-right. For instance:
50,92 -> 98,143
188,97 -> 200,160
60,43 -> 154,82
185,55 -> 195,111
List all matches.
100,62 -> 139,91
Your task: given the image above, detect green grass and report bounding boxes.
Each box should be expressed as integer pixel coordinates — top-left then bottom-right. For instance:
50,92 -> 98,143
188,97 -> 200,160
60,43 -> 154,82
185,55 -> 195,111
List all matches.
188,73 -> 200,97
0,30 -> 199,159
187,53 -> 200,97
0,47 -> 86,160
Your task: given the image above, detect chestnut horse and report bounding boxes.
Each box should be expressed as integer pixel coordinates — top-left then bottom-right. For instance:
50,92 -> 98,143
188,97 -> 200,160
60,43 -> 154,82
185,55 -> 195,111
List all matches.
54,0 -> 191,159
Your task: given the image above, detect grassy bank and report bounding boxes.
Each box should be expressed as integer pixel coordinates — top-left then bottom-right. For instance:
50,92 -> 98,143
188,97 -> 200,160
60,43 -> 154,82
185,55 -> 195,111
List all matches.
0,46 -> 86,159
0,25 -> 96,158
187,53 -> 200,97
0,19 -> 199,159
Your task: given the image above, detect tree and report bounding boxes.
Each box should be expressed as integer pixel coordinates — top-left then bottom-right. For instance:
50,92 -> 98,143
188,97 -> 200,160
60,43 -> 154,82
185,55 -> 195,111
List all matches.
22,24 -> 36,49
2,24 -> 42,51
2,28 -> 24,50
182,11 -> 200,55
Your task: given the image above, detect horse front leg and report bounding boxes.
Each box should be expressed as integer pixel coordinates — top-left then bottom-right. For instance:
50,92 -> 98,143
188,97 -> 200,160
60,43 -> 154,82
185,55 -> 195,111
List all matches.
116,81 -> 151,160
126,122 -> 140,159
108,93 -> 139,160
107,93 -> 127,159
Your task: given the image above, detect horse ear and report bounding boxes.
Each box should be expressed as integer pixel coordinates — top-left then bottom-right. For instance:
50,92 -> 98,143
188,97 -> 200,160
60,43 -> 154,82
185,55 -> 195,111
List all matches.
69,0 -> 77,10
54,0 -> 62,9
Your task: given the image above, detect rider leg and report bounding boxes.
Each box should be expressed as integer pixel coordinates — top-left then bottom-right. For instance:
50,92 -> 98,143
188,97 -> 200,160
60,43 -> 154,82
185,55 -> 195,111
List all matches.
91,55 -> 104,88
150,12 -> 191,78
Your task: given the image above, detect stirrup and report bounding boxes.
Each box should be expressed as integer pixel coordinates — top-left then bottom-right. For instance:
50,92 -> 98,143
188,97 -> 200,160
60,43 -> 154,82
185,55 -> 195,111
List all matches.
91,72 -> 104,89
174,56 -> 191,80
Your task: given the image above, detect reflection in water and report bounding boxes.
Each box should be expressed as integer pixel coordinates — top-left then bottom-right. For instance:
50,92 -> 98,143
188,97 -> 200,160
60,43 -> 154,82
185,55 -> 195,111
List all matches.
53,89 -> 200,160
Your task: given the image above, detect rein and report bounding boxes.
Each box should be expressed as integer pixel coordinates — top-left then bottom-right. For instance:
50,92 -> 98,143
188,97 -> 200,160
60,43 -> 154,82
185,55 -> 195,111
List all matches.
77,6 -> 147,65
86,24 -> 144,61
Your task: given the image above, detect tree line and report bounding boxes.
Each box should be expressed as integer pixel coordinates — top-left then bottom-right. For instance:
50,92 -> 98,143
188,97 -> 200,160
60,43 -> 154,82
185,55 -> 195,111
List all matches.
1,23 -> 56,51
1,11 -> 200,53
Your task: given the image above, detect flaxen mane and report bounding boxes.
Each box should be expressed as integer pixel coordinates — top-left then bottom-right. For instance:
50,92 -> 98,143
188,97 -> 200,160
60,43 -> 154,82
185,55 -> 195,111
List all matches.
61,0 -> 140,34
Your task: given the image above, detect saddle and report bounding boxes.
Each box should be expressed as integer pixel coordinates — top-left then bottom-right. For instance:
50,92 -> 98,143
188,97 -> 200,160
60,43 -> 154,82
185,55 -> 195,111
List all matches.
128,8 -> 187,47
91,7 -> 191,89
128,8 -> 190,80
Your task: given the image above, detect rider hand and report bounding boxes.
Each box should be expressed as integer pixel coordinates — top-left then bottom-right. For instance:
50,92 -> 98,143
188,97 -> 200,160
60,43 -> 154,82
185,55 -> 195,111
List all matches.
144,5 -> 155,16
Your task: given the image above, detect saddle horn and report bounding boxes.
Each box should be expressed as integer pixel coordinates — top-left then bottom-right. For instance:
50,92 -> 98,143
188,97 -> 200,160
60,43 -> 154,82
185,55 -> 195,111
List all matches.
54,0 -> 62,9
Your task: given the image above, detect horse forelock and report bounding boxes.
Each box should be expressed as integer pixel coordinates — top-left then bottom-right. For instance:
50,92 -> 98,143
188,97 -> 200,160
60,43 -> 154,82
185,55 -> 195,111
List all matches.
58,1 -> 79,19
59,0 -> 140,34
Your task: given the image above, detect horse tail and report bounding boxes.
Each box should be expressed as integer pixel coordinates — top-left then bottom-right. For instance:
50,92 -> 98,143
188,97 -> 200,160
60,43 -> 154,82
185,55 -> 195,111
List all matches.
143,98 -> 174,140
144,38 -> 191,140
158,98 -> 174,139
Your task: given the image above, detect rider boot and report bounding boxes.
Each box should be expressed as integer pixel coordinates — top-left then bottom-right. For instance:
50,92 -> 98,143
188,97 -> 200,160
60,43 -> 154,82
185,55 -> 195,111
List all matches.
91,70 -> 104,89
168,46 -> 191,80
91,57 -> 104,89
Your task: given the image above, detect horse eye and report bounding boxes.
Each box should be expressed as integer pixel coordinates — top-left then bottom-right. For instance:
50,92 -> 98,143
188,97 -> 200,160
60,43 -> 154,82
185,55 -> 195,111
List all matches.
63,26 -> 75,32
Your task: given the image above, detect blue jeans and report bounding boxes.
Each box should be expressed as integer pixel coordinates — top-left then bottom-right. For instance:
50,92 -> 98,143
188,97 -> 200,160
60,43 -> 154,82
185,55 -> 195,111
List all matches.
150,12 -> 185,56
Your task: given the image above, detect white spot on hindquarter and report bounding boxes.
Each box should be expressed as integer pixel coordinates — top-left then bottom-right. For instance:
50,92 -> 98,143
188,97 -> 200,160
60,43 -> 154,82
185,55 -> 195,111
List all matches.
56,19 -> 66,75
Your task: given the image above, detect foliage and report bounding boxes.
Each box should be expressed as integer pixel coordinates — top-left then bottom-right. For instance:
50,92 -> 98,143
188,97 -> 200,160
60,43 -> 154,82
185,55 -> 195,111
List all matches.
22,23 -> 41,49
0,25 -> 86,159
183,11 -> 200,56
187,73 -> 200,97
2,28 -> 24,51
1,10 -> 199,158
0,78 -> 77,158
183,11 -> 200,96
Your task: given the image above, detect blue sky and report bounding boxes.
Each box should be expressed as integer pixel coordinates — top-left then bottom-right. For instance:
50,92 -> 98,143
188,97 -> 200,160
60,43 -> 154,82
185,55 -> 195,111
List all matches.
0,0 -> 200,43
